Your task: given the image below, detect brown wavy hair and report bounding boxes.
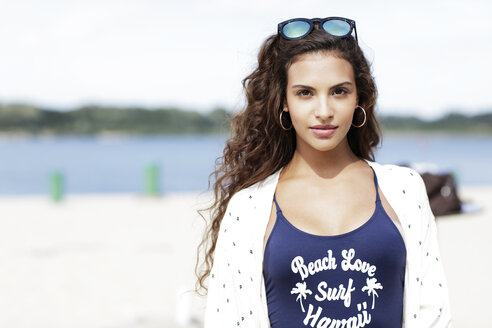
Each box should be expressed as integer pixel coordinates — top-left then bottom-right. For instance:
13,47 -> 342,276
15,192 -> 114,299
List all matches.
194,27 -> 382,295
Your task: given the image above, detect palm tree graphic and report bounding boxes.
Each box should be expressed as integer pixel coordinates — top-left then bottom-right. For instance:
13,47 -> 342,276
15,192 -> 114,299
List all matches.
290,281 -> 312,312
361,277 -> 383,310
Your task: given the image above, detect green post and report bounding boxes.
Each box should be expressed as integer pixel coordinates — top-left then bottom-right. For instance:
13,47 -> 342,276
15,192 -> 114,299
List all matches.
144,163 -> 161,196
49,171 -> 64,202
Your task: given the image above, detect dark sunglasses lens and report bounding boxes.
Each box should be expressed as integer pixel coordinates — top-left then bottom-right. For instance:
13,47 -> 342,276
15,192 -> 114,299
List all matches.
322,20 -> 351,36
282,21 -> 310,38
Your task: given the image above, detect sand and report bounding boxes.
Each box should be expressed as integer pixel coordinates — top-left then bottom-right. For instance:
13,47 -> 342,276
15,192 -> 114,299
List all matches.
0,191 -> 211,328
436,185 -> 492,327
0,186 -> 489,328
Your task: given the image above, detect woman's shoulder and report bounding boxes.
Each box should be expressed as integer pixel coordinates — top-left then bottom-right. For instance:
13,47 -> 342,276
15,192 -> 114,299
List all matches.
366,159 -> 425,192
224,180 -> 267,212
367,159 -> 416,174
230,169 -> 282,200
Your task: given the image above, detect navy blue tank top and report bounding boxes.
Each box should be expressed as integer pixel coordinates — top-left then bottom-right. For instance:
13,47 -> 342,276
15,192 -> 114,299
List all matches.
263,166 -> 406,327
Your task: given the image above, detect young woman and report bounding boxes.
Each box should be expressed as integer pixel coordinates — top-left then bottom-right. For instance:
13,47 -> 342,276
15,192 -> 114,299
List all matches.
196,16 -> 452,328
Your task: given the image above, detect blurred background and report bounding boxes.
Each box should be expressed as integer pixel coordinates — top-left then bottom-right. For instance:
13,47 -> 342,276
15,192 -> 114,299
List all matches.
0,0 -> 491,327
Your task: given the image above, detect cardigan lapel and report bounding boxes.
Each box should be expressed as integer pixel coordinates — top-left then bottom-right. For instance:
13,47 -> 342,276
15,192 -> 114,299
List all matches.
247,168 -> 282,327
364,159 -> 417,327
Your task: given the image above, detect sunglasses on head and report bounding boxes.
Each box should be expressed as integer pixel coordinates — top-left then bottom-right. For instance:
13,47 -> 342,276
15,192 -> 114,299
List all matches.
278,16 -> 358,45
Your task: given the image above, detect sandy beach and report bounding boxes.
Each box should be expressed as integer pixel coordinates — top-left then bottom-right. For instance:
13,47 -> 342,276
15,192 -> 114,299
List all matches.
0,185 -> 489,328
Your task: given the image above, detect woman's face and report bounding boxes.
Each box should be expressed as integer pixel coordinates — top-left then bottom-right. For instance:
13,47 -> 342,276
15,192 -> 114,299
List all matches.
284,51 -> 358,154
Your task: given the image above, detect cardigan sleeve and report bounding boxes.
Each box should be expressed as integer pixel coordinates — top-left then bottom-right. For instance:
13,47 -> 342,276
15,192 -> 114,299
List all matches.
203,203 -> 237,327
416,174 -> 453,327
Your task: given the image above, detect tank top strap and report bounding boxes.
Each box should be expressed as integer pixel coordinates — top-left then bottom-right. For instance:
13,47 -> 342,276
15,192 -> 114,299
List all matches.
369,165 -> 381,203
273,193 -> 282,213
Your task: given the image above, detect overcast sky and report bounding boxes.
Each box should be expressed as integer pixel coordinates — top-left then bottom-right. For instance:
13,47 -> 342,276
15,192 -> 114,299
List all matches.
1,0 -> 491,119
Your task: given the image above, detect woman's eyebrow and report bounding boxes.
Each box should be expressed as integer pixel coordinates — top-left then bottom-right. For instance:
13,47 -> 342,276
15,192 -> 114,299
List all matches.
291,81 -> 353,89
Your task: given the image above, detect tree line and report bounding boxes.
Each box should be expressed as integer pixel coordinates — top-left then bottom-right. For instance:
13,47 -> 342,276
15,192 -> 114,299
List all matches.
0,104 -> 490,135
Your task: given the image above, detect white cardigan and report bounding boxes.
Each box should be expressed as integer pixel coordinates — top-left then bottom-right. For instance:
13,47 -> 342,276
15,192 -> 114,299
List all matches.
204,159 -> 452,327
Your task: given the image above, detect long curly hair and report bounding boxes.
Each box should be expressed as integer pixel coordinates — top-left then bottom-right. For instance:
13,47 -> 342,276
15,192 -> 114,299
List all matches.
194,27 -> 382,295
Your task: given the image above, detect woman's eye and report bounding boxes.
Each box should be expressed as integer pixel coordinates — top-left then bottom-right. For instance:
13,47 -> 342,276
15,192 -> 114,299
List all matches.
296,89 -> 312,97
332,88 -> 348,96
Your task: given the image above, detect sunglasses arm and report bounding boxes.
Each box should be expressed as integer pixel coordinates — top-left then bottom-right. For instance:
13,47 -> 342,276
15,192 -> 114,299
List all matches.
353,24 -> 359,50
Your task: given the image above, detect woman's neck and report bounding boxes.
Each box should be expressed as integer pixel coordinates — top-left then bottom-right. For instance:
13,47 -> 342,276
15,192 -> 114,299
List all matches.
281,138 -> 361,181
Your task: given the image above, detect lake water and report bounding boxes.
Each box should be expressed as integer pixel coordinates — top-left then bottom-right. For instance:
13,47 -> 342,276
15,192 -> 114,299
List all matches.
0,133 -> 491,196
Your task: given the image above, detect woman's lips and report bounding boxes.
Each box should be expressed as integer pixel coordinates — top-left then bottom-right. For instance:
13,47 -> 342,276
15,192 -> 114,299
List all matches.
309,126 -> 338,137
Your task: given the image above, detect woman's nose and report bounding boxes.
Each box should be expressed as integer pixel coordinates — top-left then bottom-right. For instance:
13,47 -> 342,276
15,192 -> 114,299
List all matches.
314,97 -> 334,119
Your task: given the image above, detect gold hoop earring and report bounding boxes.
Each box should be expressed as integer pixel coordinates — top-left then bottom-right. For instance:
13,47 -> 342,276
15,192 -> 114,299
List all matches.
279,110 -> 293,131
351,105 -> 367,128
